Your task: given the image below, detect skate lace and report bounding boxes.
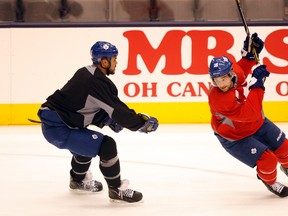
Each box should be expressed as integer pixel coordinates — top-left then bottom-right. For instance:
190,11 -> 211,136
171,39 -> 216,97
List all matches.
119,189 -> 134,198
82,171 -> 100,190
83,180 -> 96,190
271,182 -> 285,193
117,179 -> 134,198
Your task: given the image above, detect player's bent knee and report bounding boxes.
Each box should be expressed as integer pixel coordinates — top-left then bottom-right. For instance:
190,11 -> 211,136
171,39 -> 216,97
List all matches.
98,135 -> 117,161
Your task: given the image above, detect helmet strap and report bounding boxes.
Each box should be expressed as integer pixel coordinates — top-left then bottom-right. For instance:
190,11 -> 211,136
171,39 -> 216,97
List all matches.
100,58 -> 111,75
230,73 -> 238,88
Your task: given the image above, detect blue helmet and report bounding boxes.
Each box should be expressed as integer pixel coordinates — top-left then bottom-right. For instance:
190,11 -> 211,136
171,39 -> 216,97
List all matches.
90,41 -> 118,64
209,56 -> 233,79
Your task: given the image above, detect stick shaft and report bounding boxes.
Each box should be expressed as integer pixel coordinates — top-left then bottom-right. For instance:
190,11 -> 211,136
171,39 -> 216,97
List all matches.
235,0 -> 259,64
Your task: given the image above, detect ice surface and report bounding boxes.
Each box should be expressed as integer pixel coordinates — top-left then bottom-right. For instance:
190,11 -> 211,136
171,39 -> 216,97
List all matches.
1,123 -> 288,216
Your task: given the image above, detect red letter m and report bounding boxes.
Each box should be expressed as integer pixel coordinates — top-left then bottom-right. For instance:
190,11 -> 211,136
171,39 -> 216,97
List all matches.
123,30 -> 234,75
123,30 -> 186,75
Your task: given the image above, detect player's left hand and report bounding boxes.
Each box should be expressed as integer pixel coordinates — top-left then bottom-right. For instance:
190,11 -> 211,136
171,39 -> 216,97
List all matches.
241,33 -> 264,60
248,64 -> 270,90
108,121 -> 123,133
138,113 -> 158,133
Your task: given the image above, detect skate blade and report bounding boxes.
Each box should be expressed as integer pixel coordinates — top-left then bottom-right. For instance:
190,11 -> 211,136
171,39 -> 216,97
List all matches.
69,188 -> 104,194
109,198 -> 144,204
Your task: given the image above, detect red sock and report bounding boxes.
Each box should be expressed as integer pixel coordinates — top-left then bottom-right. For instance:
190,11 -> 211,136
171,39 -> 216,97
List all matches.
274,138 -> 288,168
256,150 -> 278,185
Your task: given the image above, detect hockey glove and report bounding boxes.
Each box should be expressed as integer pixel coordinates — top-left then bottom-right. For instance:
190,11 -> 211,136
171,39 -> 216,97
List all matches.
248,65 -> 270,90
103,117 -> 123,133
138,113 -> 159,133
241,33 -> 264,60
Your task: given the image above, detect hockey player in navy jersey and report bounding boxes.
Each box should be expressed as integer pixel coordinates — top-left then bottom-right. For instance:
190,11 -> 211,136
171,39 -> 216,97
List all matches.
38,41 -> 158,203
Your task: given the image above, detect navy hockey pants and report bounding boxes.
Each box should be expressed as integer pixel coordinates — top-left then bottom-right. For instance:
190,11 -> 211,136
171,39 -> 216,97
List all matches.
38,108 -> 104,157
215,118 -> 286,168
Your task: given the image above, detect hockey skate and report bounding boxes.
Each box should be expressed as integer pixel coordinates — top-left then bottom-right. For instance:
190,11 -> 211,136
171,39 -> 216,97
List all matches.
108,179 -> 143,203
280,166 -> 288,177
258,175 -> 288,197
69,170 -> 103,193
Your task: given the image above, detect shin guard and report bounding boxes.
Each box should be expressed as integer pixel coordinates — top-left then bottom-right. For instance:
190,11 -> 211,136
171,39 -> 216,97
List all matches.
98,136 -> 121,188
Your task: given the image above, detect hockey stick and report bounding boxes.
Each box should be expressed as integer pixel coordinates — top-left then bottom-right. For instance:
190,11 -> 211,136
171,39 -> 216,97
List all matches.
235,0 -> 260,64
28,118 -> 42,124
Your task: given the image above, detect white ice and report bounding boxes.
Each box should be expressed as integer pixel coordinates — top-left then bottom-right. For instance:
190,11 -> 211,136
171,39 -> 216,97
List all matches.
1,123 -> 288,216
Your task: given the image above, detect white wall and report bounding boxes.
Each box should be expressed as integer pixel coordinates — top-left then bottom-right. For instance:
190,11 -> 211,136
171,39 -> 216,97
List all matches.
1,26 -> 288,104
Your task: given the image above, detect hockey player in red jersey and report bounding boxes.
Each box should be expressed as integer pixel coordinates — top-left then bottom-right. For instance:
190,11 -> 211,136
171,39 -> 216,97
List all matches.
208,33 -> 288,197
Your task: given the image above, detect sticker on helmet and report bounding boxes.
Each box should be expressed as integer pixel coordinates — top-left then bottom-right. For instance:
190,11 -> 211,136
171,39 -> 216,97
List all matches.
103,44 -> 109,50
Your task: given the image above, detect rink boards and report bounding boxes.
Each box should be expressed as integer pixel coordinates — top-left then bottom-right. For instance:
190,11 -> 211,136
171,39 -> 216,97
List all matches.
0,25 -> 287,125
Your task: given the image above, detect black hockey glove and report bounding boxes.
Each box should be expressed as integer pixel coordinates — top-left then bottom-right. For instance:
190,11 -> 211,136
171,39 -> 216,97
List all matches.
108,121 -> 123,133
103,117 -> 123,133
138,113 -> 158,133
248,65 -> 270,90
241,33 -> 264,60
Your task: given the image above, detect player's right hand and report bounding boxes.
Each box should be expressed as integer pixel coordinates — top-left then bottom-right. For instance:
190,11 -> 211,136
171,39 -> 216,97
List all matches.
241,33 -> 264,60
102,117 -> 123,133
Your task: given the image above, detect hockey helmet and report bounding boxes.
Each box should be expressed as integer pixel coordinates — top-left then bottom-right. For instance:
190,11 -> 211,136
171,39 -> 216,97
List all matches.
90,41 -> 118,64
209,56 -> 233,79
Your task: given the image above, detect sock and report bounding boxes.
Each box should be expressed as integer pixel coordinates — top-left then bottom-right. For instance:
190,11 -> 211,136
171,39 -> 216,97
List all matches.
256,150 -> 278,185
99,155 -> 121,188
274,138 -> 288,169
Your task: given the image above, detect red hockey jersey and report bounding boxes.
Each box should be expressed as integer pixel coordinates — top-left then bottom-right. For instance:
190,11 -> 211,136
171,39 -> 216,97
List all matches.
208,58 -> 265,141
